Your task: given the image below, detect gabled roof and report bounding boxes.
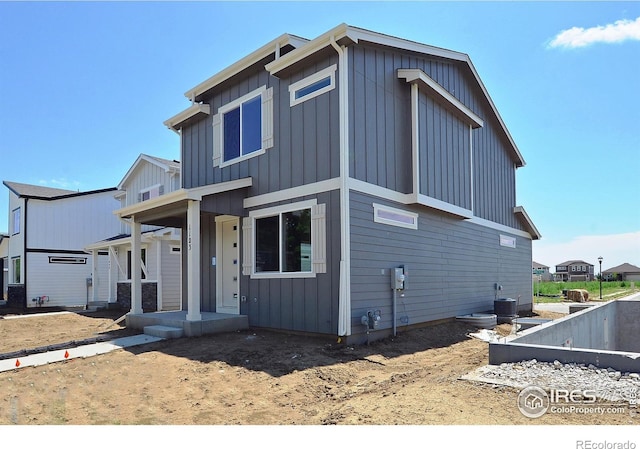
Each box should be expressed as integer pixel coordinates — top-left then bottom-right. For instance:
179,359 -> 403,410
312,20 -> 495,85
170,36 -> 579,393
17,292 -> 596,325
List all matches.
266,23 -> 526,168
3,181 -> 116,200
117,154 -> 180,190
532,261 -> 549,269
603,263 -> 640,274
556,260 -> 593,267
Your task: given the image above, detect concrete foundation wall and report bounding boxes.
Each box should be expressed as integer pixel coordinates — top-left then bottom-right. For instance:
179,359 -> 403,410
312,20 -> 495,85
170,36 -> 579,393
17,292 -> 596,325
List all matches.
616,301 -> 640,352
489,298 -> 640,373
515,301 -> 618,351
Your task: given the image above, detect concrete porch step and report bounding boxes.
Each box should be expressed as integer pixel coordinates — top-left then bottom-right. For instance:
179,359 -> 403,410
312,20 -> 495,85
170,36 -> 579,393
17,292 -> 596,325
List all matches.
143,325 -> 184,339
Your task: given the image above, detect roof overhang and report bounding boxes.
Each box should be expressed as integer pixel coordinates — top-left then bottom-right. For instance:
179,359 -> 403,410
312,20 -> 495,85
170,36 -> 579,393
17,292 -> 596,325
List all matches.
184,33 -> 308,102
398,68 -> 484,129
163,103 -> 211,133
114,177 -> 252,225
117,154 -> 181,190
266,23 -> 525,168
514,206 -> 541,240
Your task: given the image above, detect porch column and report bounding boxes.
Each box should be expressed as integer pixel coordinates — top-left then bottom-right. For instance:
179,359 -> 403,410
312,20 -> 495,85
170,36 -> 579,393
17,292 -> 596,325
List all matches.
108,247 -> 115,302
91,250 -> 98,302
186,200 -> 201,321
130,219 -> 143,314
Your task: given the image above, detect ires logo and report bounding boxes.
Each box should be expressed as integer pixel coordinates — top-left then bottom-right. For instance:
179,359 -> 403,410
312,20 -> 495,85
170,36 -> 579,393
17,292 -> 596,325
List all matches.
518,386 -> 599,418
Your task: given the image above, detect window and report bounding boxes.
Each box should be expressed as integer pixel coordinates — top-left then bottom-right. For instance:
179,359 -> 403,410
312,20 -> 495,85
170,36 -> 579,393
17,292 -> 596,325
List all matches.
139,184 -> 164,202
11,257 -> 20,283
289,64 -> 337,106
213,86 -> 274,167
48,256 -> 87,264
373,203 -> 418,230
169,245 -> 181,255
499,235 -> 517,248
244,200 -> 326,278
12,208 -> 20,235
127,248 -> 147,280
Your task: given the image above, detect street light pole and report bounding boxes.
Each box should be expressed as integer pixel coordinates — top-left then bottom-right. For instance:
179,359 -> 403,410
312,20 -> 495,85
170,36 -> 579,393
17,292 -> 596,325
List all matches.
598,256 -> 603,300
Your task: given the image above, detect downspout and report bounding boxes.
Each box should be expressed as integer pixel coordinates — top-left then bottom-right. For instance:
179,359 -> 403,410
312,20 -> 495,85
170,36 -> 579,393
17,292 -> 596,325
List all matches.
330,37 -> 351,338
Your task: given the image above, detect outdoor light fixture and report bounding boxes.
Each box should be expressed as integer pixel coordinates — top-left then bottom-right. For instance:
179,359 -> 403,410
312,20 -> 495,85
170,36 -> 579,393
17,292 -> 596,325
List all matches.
598,256 -> 603,300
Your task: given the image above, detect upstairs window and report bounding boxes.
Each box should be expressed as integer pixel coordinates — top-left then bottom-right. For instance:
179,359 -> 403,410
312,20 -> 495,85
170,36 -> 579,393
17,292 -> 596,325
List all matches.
213,86 -> 274,167
289,64 -> 336,106
12,208 -> 20,235
139,184 -> 164,202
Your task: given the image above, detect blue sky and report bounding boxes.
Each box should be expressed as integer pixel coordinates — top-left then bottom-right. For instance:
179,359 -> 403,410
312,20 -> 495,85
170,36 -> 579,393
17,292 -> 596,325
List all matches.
1,1 -> 639,271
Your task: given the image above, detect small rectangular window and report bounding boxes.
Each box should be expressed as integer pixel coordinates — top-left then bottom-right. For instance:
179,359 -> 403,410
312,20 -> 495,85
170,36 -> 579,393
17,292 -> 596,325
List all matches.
222,90 -> 262,162
373,203 -> 418,230
499,235 -> 516,248
12,208 -> 20,235
289,64 -> 337,106
48,256 -> 87,264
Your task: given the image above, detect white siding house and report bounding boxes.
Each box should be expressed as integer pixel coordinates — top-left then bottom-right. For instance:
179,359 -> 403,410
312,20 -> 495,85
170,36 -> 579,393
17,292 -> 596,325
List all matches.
2,181 -> 121,308
86,154 -> 182,311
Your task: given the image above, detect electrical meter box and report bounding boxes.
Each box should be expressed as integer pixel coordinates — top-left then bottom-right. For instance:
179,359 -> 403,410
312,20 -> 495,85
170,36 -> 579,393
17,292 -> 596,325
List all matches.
391,266 -> 406,290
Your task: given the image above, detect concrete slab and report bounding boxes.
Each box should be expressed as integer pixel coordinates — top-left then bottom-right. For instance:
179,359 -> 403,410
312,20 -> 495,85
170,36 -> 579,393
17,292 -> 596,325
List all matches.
0,334 -> 163,373
144,325 -> 184,339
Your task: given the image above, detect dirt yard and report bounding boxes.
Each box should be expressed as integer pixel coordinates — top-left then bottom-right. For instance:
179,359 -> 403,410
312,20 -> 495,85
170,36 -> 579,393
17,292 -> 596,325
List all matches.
0,307 -> 638,426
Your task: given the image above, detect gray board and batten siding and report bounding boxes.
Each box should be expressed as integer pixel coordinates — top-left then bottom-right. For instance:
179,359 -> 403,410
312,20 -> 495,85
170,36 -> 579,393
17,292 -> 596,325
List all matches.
348,42 -> 522,230
177,32 -> 533,338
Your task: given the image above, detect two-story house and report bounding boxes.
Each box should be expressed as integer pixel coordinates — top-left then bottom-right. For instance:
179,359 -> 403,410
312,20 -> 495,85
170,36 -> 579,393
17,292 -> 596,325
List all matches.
554,260 -> 595,282
86,154 -> 182,312
532,261 -> 553,281
3,181 -> 121,309
114,24 -> 540,343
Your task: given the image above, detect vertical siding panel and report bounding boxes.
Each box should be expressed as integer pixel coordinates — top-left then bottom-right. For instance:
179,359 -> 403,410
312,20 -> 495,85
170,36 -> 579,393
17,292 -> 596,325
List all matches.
303,100 -> 317,185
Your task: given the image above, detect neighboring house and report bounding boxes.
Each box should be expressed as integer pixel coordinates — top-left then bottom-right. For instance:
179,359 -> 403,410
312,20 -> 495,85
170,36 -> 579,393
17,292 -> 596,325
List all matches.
86,154 -> 182,311
554,260 -> 595,282
3,181 -> 122,309
114,24 -> 540,343
602,263 -> 640,282
0,232 -> 8,300
532,261 -> 553,281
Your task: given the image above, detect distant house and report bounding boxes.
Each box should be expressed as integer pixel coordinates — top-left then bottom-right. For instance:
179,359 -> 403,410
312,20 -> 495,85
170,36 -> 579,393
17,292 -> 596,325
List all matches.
85,154 -> 182,311
602,263 -> 640,282
532,261 -> 553,281
115,24 -> 540,342
0,232 -> 8,300
554,260 -> 595,282
3,181 -> 121,309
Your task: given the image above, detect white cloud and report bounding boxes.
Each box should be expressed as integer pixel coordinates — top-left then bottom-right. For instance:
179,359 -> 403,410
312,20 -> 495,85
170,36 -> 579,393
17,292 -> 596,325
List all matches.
533,231 -> 640,271
548,16 -> 640,49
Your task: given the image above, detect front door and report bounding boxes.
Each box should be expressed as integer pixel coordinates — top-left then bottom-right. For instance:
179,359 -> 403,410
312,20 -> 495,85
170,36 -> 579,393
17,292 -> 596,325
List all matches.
216,216 -> 240,314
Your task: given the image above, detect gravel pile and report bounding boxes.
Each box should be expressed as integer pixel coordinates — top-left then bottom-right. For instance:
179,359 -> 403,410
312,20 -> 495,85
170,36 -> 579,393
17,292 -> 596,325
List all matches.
472,359 -> 640,405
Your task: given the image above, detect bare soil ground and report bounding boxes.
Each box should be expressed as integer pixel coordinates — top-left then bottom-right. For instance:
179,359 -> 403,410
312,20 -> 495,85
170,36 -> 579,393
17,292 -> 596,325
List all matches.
0,307 -> 638,426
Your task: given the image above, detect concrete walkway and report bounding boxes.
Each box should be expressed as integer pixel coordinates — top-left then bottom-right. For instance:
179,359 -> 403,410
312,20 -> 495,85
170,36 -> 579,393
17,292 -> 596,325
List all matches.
0,334 -> 163,373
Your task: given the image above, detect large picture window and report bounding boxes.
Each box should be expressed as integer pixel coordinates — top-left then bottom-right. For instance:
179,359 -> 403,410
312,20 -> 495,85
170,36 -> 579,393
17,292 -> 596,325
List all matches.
213,86 -> 274,168
255,209 -> 311,273
244,200 -> 326,278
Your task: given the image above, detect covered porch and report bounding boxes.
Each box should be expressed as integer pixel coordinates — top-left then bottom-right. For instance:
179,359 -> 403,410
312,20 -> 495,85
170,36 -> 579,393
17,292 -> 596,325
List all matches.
113,178 -> 252,337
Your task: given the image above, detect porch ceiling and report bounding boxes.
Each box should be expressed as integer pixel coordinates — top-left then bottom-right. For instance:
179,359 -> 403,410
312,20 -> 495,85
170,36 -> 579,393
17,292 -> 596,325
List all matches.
114,177 -> 253,227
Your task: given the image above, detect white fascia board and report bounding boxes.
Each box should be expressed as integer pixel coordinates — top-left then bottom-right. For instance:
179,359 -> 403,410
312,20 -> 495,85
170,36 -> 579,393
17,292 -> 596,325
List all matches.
415,194 -> 474,219
185,34 -> 308,101
117,154 -> 176,191
163,103 -> 211,132
514,205 -> 542,240
114,177 -> 252,220
463,57 -> 526,168
398,68 -> 484,129
267,23 -> 469,76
